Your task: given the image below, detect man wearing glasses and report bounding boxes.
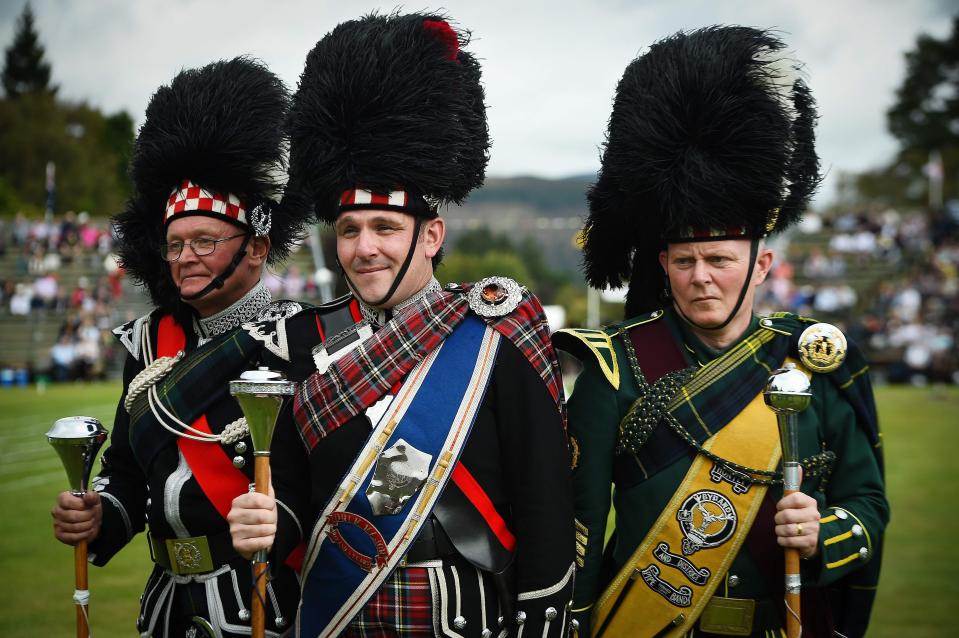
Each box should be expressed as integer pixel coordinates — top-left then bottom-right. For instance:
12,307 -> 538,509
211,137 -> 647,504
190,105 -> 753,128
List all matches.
49,58 -> 358,636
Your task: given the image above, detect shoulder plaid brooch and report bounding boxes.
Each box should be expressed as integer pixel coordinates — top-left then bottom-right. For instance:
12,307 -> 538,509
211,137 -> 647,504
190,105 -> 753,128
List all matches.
467,276 -> 524,318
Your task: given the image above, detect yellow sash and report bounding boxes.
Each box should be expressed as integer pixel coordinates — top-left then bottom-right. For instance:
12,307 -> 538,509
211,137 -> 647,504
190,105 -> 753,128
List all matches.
592,390 -> 782,638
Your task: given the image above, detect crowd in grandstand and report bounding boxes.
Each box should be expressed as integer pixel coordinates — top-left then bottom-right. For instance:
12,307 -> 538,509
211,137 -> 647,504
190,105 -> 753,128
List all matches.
0,211 -> 124,382
0,212 -> 323,383
1,205 -> 958,384
756,207 -> 959,384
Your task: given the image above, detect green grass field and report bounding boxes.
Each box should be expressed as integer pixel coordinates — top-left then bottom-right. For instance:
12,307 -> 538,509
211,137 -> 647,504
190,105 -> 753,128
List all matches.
0,382 -> 956,636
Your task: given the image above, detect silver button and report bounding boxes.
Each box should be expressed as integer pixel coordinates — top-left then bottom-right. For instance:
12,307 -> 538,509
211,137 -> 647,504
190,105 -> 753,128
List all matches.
232,455 -> 246,469
545,607 -> 558,621
453,616 -> 467,630
481,630 -> 492,638
761,319 -> 773,327
835,509 -> 848,520
238,609 -> 250,621
234,441 -> 247,454
859,547 -> 869,559
276,616 -> 287,629
516,611 -> 527,625
851,524 -> 863,537
727,574 -> 740,588
571,619 -> 580,631
498,616 -> 505,627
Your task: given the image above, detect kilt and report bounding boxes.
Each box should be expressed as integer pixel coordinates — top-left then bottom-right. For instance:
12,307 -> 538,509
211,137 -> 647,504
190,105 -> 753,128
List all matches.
344,567 -> 434,637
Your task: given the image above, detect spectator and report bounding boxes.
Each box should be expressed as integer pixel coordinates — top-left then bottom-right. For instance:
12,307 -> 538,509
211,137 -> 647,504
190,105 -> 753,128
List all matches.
49,334 -> 76,382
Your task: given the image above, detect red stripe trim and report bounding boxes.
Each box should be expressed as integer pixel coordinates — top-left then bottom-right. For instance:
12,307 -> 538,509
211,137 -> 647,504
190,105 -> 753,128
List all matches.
370,192 -> 390,206
176,416 -> 249,519
348,298 -> 362,323
285,542 -> 305,573
450,463 -> 516,551
156,315 -> 186,357
156,317 -> 249,521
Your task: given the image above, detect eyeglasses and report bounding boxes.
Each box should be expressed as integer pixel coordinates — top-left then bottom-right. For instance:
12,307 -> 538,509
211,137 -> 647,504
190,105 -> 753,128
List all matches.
160,233 -> 247,262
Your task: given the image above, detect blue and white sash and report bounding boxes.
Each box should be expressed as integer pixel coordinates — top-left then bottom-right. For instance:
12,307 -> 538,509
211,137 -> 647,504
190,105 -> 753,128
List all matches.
297,315 -> 501,637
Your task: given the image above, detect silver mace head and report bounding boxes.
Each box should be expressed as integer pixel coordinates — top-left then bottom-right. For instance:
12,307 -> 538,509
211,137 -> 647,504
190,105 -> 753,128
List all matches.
229,367 -> 296,455
46,416 -> 108,496
764,363 -> 812,481
763,363 -> 812,415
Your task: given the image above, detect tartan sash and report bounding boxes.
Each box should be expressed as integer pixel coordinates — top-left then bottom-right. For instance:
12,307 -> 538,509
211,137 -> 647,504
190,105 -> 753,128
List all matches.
594,387 -> 783,638
126,324 -> 263,471
623,311 -> 791,484
294,285 -> 564,451
297,315 -> 501,637
155,317 -> 250,519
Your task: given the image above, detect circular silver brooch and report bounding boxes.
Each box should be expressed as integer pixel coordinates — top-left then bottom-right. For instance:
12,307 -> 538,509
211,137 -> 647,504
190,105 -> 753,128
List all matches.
467,276 -> 523,317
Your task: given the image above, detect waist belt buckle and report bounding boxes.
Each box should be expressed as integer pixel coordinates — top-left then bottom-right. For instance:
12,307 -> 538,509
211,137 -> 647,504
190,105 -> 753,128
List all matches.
698,597 -> 756,636
164,536 -> 215,575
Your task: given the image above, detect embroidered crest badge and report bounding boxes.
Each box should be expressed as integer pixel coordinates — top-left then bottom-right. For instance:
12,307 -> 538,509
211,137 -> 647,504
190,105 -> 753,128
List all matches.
676,490 -> 738,555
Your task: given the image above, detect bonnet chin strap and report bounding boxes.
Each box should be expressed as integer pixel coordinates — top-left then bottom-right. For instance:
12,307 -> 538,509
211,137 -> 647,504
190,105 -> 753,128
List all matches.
340,217 -> 424,309
673,237 -> 759,332
179,234 -> 252,301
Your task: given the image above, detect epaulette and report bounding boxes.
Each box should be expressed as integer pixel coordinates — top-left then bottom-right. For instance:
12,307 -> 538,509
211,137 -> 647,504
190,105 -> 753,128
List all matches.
552,327 -> 621,390
112,310 -> 157,360
255,299 -> 308,323
300,293 -> 362,337
615,308 -> 666,335
755,311 -> 812,336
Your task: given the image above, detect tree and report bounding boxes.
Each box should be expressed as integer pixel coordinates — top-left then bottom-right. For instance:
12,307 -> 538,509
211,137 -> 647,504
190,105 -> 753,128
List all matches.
444,227 -> 574,301
878,15 -> 959,206
2,3 -> 56,98
0,3 -> 133,216
888,15 -> 959,154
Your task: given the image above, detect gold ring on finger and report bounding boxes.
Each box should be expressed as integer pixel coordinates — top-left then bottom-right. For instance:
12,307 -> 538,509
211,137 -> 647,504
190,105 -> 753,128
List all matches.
795,522 -> 804,536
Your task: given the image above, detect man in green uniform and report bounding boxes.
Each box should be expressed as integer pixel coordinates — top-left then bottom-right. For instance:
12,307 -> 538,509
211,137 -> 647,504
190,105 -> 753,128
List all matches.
554,27 -> 888,638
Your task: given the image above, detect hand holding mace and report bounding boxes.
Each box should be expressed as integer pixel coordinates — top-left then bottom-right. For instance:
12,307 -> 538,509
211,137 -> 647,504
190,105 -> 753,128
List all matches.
764,364 -> 812,638
47,416 -> 108,638
230,367 -> 295,638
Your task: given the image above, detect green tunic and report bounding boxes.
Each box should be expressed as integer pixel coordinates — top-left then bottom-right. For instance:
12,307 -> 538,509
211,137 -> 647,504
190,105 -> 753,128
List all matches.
555,308 -> 888,637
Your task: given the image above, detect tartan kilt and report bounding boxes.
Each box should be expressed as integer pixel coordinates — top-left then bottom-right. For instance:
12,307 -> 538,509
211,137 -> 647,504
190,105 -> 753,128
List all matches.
343,567 -> 433,637
343,559 -> 508,637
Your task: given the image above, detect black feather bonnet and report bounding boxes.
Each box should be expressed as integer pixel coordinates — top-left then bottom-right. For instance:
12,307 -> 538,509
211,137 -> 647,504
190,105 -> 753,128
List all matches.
583,26 -> 821,313
112,57 -> 300,311
286,11 -> 490,223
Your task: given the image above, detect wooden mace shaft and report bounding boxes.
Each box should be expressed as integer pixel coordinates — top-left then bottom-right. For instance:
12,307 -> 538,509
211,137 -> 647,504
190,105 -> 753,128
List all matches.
251,455 -> 271,638
783,487 -> 801,638
75,539 -> 89,638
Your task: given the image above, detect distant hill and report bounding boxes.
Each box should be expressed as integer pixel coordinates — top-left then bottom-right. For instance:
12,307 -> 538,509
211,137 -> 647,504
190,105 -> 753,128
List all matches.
466,175 -> 594,213
443,175 -> 593,277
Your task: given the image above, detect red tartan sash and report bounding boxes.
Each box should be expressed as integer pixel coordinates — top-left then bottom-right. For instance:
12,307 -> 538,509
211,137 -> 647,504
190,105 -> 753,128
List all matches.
294,286 -> 564,450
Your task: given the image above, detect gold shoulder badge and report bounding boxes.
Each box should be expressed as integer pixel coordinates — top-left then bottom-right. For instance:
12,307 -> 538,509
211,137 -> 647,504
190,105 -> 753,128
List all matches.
798,322 -> 847,373
553,328 -> 620,390
467,276 -> 523,317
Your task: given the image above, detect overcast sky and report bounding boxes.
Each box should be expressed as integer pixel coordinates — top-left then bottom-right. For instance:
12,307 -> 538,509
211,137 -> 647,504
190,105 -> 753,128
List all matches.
1,0 -> 954,207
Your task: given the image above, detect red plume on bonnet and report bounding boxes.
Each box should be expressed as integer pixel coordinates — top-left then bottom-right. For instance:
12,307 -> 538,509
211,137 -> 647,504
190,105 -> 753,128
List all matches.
423,19 -> 459,60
